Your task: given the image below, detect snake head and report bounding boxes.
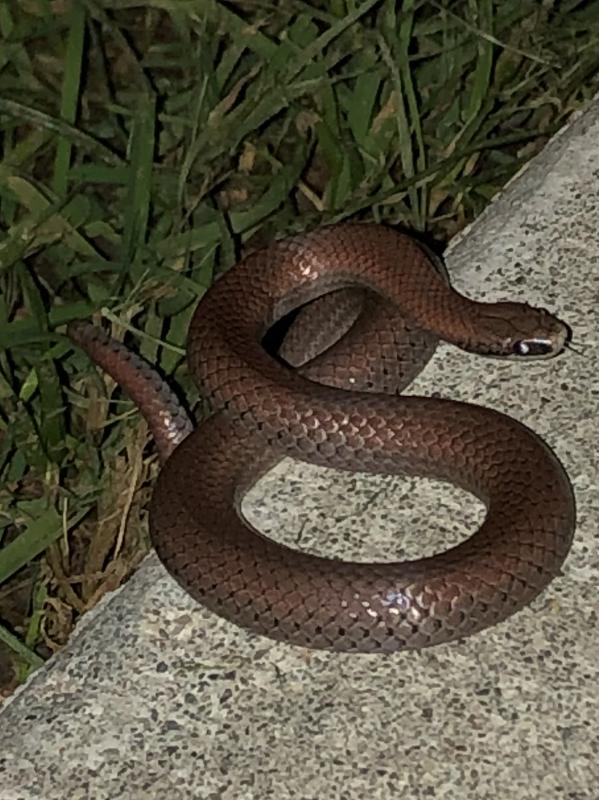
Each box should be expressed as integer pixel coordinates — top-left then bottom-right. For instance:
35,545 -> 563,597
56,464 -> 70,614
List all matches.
473,301 -> 571,359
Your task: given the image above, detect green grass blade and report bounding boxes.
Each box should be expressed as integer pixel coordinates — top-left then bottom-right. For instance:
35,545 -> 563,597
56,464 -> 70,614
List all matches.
53,3 -> 86,196
0,505 -> 88,585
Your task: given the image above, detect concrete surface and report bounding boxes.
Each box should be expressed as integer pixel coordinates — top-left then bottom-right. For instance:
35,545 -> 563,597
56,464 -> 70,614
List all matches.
1,99 -> 598,799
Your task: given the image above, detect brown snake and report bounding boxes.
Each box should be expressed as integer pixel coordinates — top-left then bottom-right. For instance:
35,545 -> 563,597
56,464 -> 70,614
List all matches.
68,223 -> 576,652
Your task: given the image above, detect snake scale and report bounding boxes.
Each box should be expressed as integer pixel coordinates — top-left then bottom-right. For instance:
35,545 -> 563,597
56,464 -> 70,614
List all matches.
68,223 -> 576,652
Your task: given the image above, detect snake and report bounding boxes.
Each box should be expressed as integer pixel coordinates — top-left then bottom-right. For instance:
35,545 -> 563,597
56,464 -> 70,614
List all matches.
68,223 -> 576,653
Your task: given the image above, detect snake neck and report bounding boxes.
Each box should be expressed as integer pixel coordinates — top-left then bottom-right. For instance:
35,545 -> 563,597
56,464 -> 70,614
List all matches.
389,274 -> 483,355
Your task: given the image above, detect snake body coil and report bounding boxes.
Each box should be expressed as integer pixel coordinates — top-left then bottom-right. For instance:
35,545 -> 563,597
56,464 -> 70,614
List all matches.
69,223 -> 575,652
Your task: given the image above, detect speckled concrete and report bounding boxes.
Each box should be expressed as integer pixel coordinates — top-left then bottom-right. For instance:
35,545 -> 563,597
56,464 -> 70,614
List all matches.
1,101 -> 598,799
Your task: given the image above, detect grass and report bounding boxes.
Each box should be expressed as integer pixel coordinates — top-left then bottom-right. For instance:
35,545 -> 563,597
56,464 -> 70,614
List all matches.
0,0 -> 598,693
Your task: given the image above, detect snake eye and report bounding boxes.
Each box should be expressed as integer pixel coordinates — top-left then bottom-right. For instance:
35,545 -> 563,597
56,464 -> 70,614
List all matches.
512,339 -> 554,357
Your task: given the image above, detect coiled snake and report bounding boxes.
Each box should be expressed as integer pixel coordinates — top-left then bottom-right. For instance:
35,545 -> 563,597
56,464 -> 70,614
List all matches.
68,223 -> 576,652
